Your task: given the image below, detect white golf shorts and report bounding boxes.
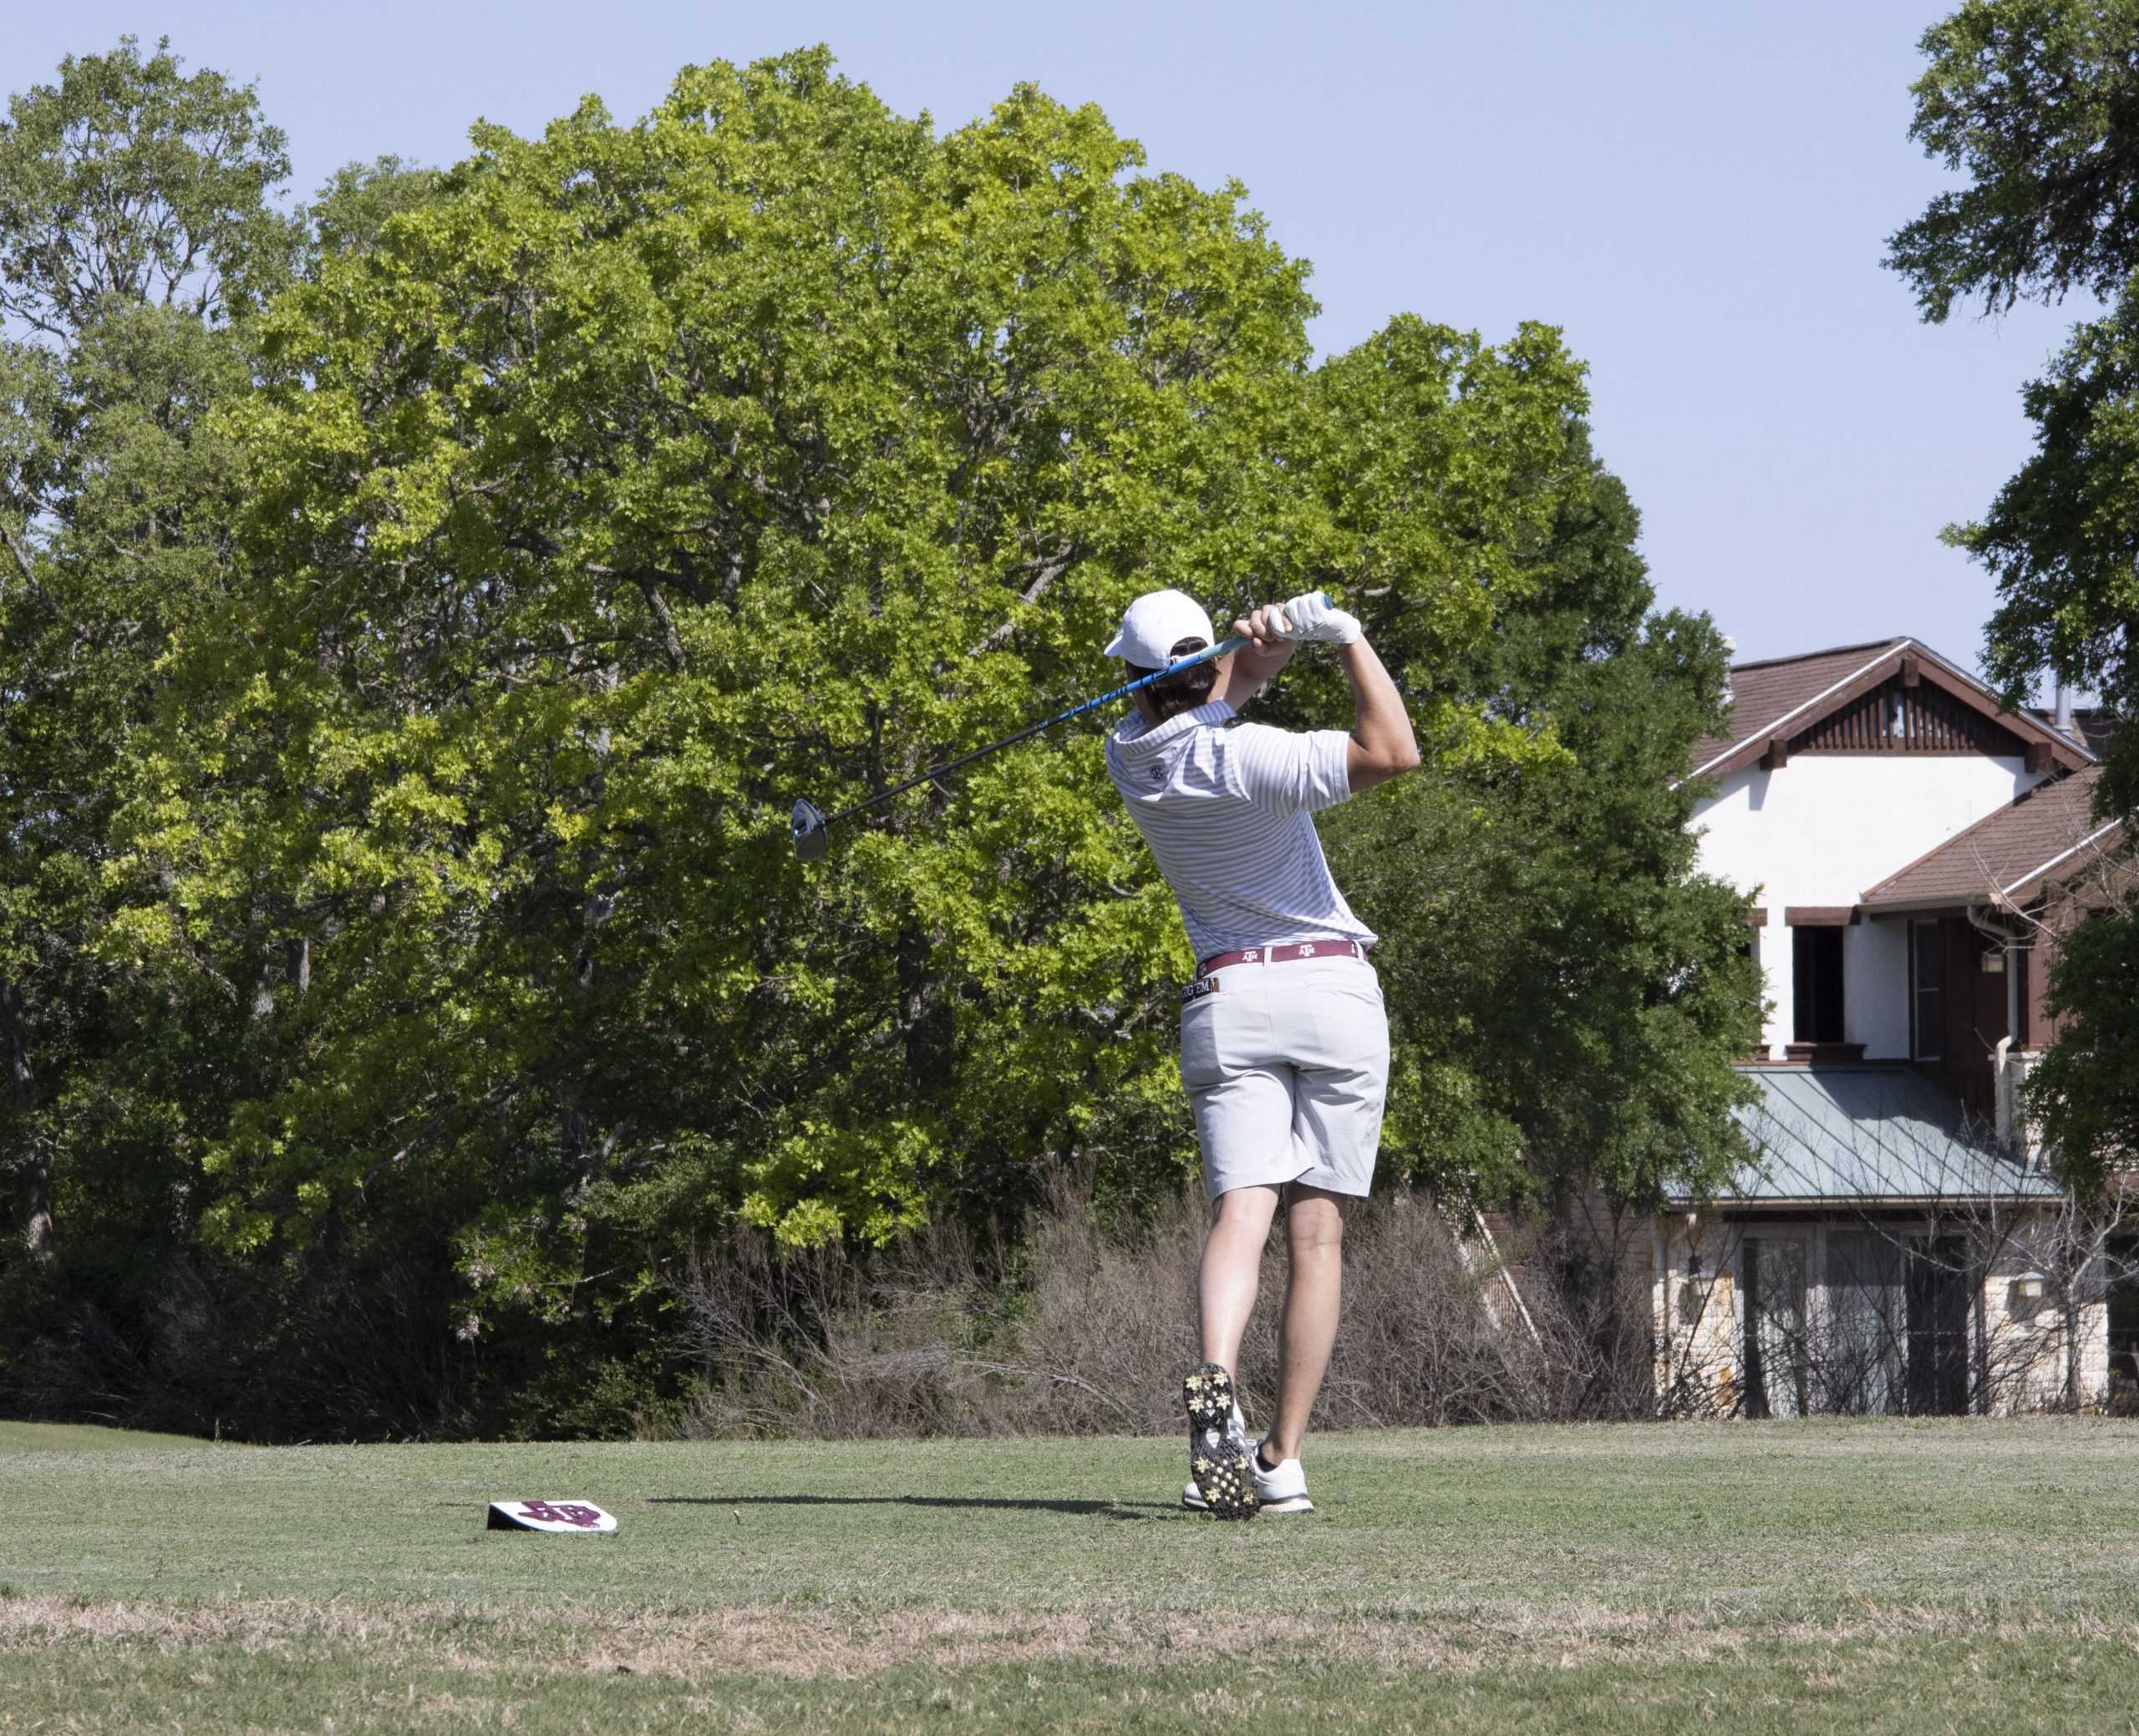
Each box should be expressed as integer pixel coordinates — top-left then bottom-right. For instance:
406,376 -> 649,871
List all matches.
1177,952 -> 1390,1200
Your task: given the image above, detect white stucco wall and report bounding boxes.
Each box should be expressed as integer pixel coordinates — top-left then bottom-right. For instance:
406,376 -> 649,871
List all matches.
1691,755 -> 2042,1058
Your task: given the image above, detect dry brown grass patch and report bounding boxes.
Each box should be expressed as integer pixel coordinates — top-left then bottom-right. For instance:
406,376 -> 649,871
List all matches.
670,1185 -> 1648,1441
6,1596 -> 2137,1682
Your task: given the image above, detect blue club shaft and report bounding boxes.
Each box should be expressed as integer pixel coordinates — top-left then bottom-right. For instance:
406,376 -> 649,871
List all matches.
813,619 -> 1292,831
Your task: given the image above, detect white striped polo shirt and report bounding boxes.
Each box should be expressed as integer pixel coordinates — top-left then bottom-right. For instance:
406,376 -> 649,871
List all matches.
1105,699 -> 1375,962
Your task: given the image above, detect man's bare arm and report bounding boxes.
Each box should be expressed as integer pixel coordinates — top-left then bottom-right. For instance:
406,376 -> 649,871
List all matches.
1338,635 -> 1420,792
1224,596 -> 1417,789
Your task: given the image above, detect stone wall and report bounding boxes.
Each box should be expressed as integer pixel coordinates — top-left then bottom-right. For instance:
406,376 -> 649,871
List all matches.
1649,1209 -> 2112,1417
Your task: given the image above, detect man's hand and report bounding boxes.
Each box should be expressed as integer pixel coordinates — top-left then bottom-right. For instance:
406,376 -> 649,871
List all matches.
1213,602 -> 1298,710
1275,591 -> 1363,646
1237,601 -> 1303,663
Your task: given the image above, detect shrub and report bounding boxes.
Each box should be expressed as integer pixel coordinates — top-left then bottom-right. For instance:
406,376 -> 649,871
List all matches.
668,1180 -> 1639,1439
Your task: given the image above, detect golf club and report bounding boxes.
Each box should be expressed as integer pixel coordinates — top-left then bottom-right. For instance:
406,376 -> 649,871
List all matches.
790,595 -> 1327,860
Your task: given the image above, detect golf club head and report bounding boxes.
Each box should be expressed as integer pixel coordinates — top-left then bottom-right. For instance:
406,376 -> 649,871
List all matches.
790,797 -> 831,861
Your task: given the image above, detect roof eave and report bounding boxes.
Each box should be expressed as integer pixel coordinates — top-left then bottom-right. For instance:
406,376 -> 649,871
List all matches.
1680,643 -> 1904,785
2000,819 -> 2128,906
1856,889 -> 1994,916
1661,1189 -> 2062,1210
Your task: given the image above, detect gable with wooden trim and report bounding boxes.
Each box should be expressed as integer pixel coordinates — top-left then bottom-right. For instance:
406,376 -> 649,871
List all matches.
1686,638 -> 2089,785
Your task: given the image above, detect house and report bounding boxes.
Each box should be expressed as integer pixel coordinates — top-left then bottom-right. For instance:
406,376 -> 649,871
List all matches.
1651,636 -> 2131,1416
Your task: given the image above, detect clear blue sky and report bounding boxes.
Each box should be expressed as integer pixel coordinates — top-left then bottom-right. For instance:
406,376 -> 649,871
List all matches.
2,0 -> 2086,683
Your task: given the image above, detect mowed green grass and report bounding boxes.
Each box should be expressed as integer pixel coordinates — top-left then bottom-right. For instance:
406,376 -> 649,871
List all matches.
3,1418 -> 2137,1733
0,1419 -> 209,1454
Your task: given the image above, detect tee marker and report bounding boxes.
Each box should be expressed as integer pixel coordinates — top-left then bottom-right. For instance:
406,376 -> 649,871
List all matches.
486,1499 -> 617,1532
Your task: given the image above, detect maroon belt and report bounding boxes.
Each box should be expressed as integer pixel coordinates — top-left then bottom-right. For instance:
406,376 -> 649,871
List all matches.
1196,939 -> 1368,974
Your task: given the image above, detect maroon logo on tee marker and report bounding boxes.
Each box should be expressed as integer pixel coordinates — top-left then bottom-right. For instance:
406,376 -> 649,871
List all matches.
516,1500 -> 603,1528
488,1497 -> 617,1532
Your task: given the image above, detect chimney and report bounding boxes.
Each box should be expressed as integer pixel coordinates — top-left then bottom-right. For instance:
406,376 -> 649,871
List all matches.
2054,679 -> 2075,735
1720,635 -> 1736,707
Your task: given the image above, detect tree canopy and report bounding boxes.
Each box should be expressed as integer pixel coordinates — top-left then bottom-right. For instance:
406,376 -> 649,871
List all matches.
0,35 -> 296,336
1,38 -> 295,1291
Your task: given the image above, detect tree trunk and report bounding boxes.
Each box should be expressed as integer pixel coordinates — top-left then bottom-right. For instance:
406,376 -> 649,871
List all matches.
894,926 -> 953,1099
0,980 -> 53,1261
2065,1300 -> 2083,1413
560,703 -> 617,1215
1971,1260 -> 1990,1416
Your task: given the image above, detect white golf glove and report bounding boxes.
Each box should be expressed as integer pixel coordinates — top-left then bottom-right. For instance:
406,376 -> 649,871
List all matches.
1275,591 -> 1362,646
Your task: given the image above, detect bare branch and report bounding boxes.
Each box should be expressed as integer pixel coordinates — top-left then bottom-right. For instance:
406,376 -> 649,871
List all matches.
967,545 -> 1079,657
638,577 -> 686,673
0,518 -> 55,612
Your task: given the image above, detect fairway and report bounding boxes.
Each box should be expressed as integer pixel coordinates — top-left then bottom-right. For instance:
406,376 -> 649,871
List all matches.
3,1419 -> 2137,1732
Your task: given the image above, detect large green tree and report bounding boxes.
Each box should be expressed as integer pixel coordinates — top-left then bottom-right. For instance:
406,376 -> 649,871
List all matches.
0,41 -> 1755,1436
89,48 -> 1750,1432
0,45 -> 456,1433
0,38 -> 296,1283
1889,0 -> 2139,1178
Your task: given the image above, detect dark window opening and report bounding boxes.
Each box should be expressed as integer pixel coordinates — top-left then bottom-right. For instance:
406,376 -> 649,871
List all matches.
1742,1236 -> 1810,1419
1910,920 -> 1943,1061
1905,1236 -> 1970,1415
1823,1232 -> 1904,1415
1792,926 -> 1845,1043
2108,1236 -> 2139,1398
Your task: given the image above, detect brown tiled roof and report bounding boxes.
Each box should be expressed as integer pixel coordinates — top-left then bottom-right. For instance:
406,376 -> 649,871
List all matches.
2073,707 -> 2119,757
2025,705 -> 2118,758
1860,766 -> 2122,911
1689,640 -> 1907,774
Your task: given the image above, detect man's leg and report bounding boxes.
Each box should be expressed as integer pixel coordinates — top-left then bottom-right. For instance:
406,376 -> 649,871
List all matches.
1266,1184 -> 1347,1463
1184,1185 -> 1282,1519
1198,1183 -> 1281,1373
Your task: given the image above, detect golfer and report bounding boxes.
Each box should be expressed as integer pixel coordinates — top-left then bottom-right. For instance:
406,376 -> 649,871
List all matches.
1104,587 -> 1416,1518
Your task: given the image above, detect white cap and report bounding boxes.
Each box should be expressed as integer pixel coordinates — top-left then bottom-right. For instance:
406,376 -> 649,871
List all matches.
1103,589 -> 1216,667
